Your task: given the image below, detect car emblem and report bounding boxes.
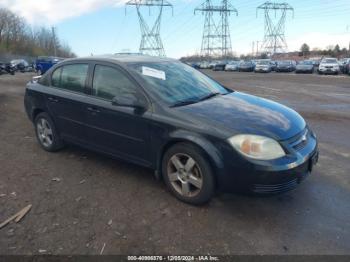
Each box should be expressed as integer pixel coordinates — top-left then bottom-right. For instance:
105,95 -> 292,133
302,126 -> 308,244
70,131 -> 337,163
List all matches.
301,134 -> 307,142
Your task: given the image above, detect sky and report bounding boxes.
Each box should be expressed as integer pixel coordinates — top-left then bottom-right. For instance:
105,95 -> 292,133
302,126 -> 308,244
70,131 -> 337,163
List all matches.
1,0 -> 350,58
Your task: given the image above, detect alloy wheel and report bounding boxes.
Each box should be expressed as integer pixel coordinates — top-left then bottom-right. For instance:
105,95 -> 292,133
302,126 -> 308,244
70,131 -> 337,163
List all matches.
37,118 -> 53,147
167,153 -> 203,197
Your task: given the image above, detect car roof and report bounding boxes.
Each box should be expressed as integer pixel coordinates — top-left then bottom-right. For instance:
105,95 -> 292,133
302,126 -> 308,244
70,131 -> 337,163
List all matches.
67,54 -> 177,64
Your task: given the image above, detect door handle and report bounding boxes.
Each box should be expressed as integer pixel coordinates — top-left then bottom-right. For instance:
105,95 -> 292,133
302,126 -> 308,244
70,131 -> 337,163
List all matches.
87,107 -> 100,113
48,97 -> 59,103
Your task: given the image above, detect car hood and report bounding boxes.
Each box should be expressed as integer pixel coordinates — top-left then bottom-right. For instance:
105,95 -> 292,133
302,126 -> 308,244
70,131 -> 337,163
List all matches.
320,63 -> 338,67
176,92 -> 305,140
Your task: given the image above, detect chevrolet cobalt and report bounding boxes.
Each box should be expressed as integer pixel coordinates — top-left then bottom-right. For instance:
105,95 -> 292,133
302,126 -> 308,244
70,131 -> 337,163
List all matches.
24,55 -> 319,205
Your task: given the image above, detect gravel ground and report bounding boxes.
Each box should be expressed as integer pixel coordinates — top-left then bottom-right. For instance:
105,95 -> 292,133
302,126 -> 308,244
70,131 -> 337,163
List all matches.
0,71 -> 349,255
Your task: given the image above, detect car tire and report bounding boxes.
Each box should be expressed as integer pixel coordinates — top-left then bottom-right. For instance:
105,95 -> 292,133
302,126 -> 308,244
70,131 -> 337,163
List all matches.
34,112 -> 64,152
162,143 -> 215,205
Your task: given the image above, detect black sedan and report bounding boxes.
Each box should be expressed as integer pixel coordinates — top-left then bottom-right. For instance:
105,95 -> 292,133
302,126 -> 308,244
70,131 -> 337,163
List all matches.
276,60 -> 296,72
24,55 -> 318,205
213,61 -> 227,71
238,61 -> 255,72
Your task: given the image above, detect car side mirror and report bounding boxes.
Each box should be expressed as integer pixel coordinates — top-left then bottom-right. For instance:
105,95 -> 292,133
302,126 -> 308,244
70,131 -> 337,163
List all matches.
111,93 -> 147,111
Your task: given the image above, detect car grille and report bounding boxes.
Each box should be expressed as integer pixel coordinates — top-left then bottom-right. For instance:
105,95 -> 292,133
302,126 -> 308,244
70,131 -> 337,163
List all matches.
253,179 -> 298,194
253,172 -> 309,194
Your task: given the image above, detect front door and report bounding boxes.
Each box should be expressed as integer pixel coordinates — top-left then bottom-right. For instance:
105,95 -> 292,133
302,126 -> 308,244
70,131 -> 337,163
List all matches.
84,63 -> 152,166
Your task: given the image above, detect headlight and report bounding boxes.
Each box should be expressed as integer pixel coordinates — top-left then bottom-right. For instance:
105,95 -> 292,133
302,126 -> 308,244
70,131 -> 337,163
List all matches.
228,134 -> 286,160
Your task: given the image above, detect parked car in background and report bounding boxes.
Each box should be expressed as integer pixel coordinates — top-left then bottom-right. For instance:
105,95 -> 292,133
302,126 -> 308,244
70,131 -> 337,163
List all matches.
343,59 -> 350,75
35,56 -> 63,75
296,60 -> 314,74
318,58 -> 340,75
270,61 -> 277,71
0,61 -> 16,75
238,61 -> 255,72
11,59 -> 30,73
309,58 -> 321,69
24,55 -> 318,204
339,58 -> 350,74
276,60 -> 296,72
213,61 -> 227,71
225,61 -> 239,71
254,60 -> 272,73
190,62 -> 201,69
209,61 -> 217,69
199,61 -> 210,69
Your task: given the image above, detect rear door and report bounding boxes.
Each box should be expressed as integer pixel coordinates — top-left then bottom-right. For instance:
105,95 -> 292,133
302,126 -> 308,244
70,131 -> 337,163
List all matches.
45,63 -> 91,144
84,63 -> 152,166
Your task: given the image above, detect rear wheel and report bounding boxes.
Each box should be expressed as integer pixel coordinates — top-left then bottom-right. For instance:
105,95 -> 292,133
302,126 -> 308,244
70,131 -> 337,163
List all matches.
162,143 -> 215,205
34,112 -> 64,152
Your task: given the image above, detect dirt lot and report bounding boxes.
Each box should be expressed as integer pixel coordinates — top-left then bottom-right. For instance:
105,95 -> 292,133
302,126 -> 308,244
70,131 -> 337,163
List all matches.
0,71 -> 350,255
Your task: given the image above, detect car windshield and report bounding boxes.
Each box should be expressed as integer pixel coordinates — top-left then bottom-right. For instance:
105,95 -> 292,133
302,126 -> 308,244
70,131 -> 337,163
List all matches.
299,61 -> 313,65
127,61 -> 230,106
257,61 -> 269,65
241,61 -> 252,65
322,58 -> 337,64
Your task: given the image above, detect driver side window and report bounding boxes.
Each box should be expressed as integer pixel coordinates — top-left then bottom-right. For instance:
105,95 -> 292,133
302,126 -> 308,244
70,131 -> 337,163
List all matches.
92,65 -> 138,100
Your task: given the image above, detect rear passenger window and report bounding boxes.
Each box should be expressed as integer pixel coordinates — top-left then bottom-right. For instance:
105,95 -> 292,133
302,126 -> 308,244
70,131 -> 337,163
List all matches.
92,65 -> 138,100
51,64 -> 88,93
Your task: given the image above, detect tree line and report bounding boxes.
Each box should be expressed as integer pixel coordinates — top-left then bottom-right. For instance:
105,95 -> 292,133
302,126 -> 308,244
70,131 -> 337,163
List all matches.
300,43 -> 349,58
0,8 -> 75,58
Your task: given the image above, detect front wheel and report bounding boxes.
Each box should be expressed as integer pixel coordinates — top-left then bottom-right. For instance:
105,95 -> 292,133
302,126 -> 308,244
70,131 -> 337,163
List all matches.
162,143 -> 215,205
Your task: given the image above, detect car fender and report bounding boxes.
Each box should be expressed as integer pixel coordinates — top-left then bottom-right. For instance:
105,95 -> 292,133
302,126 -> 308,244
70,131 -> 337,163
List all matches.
156,129 -> 225,178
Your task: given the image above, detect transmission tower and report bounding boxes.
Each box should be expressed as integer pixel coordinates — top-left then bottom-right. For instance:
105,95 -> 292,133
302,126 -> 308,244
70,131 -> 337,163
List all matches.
195,0 -> 238,59
257,1 -> 294,54
126,0 -> 172,57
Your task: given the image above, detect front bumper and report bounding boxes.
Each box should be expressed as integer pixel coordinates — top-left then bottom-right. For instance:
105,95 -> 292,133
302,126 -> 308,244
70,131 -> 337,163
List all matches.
296,68 -> 313,73
239,68 -> 254,72
255,68 -> 270,72
216,127 -> 318,194
319,68 -> 339,74
251,150 -> 318,194
277,67 -> 293,72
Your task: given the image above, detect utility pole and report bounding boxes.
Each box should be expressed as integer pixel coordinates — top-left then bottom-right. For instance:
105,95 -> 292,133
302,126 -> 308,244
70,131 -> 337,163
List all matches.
252,41 -> 255,56
126,0 -> 173,57
195,0 -> 238,59
51,27 -> 57,57
347,25 -> 350,55
256,2 -> 294,55
256,40 -> 260,56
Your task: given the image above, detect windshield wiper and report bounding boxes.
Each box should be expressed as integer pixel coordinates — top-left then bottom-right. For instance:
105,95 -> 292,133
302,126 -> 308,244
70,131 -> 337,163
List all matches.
170,92 -> 221,108
170,99 -> 200,108
198,92 -> 221,102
